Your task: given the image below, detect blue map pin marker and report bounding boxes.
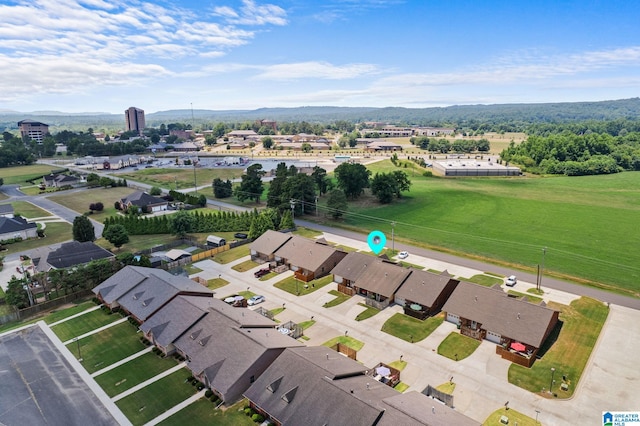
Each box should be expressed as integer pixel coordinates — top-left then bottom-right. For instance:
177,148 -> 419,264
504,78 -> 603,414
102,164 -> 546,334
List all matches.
367,230 -> 386,255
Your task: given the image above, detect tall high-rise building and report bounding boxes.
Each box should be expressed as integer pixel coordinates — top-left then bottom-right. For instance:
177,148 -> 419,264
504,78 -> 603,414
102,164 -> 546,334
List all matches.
125,107 -> 146,135
18,119 -> 49,143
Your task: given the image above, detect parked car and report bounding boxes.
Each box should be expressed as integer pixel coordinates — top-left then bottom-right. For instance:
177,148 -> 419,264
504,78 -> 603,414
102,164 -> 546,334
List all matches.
398,251 -> 409,259
254,268 -> 270,278
224,295 -> 241,304
505,275 -> 518,287
248,295 -> 265,306
234,232 -> 248,239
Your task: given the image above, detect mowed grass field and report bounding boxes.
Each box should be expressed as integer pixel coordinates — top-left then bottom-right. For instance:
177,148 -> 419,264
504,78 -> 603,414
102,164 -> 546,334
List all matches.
115,167 -> 245,190
337,161 -> 640,296
49,186 -> 133,221
0,164 -> 63,185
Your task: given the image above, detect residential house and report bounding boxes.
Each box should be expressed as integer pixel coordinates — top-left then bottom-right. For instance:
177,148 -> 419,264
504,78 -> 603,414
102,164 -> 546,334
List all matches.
331,253 -> 409,309
42,173 -> 80,188
99,155 -> 142,170
244,346 -> 479,426
119,191 -> 168,213
0,216 -> 37,241
0,204 -> 14,218
273,235 -> 347,282
394,270 -> 459,320
365,140 -> 404,152
442,281 -> 560,367
173,313 -> 303,405
92,266 -> 213,323
31,241 -> 114,273
172,141 -> 200,152
140,295 -> 275,355
250,230 -> 292,263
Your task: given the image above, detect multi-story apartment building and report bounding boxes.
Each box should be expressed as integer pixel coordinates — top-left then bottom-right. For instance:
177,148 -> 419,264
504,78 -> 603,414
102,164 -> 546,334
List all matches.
18,120 -> 49,143
125,107 -> 146,135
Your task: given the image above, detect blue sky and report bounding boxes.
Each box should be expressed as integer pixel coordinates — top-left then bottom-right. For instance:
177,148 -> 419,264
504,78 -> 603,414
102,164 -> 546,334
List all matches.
1,0 -> 640,113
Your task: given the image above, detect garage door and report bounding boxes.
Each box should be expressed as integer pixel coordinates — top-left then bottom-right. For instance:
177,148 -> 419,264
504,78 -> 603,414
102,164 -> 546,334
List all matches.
486,330 -> 501,344
446,313 -> 460,325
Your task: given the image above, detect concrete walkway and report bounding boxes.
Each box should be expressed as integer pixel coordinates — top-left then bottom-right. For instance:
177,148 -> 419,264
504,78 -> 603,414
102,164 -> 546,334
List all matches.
62,316 -> 129,345
49,305 -> 102,327
91,346 -> 155,377
112,362 -> 187,402
143,389 -> 207,426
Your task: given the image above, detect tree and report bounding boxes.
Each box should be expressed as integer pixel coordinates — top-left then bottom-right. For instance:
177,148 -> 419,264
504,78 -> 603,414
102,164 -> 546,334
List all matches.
262,136 -> 273,149
391,170 -> 411,197
266,162 -> 289,209
334,162 -> 370,199
311,166 -> 329,195
170,210 -> 195,237
212,178 -> 233,198
6,276 -> 30,308
279,209 -> 295,229
149,186 -> 162,196
326,189 -> 348,219
94,202 -> 104,211
0,177 -> 3,187
103,224 -> 129,249
248,211 -> 276,239
86,173 -> 100,187
72,215 -> 95,242
370,173 -> 397,204
234,164 -> 264,203
99,176 -> 114,188
283,173 -> 316,215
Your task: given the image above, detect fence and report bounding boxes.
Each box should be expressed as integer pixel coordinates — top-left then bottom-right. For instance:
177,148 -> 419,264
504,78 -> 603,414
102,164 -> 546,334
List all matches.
423,385 -> 454,408
331,342 -> 357,360
254,307 -> 274,320
15,290 -> 94,321
0,307 -> 19,325
280,320 -> 304,339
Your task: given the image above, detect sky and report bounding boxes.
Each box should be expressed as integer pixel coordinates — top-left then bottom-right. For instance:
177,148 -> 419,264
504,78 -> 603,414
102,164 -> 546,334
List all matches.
1,0 -> 640,113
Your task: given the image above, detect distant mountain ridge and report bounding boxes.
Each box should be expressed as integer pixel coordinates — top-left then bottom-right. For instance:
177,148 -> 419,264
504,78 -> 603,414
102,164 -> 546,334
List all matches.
2,98 -> 640,131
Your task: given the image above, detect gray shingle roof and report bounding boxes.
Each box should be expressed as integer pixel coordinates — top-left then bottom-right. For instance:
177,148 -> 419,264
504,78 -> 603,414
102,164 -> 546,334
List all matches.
395,269 -> 459,307
250,230 -> 291,256
379,392 -> 480,426
45,241 -> 114,269
354,260 -> 411,298
442,281 -> 559,347
330,251 -> 376,282
0,216 -> 36,234
120,191 -> 167,207
0,204 -> 14,215
274,235 -> 345,272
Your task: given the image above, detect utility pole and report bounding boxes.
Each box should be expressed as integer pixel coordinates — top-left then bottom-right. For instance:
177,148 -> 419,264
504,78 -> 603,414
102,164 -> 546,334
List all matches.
538,247 -> 547,291
391,221 -> 396,252
290,199 -> 296,220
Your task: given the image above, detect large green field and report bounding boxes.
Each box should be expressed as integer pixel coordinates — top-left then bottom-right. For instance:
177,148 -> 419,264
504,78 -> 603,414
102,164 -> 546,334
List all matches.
115,167 -> 245,190
332,161 -> 640,296
49,186 -> 133,221
0,164 -> 64,185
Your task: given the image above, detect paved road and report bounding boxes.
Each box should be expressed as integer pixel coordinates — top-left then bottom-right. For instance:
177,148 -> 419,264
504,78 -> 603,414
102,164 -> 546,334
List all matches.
296,220 -> 640,311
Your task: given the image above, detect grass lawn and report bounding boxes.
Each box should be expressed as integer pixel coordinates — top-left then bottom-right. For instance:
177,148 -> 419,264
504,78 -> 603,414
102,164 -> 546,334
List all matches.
258,271 -> 277,281
293,227 -> 323,239
437,332 -> 481,361
527,288 -> 544,296
51,308 -> 120,341
321,161 -> 640,297
116,168 -> 245,191
67,320 -> 146,374
507,290 -> 543,304
158,398 -> 255,426
381,312 -> 444,343
115,368 -> 196,426
95,234 -> 179,254
182,264 -> 202,275
274,274 -> 333,296
435,381 -> 456,394
322,335 -> 365,352
0,164 -> 61,185
298,319 -> 316,330
323,290 -> 351,308
508,297 -> 608,398
398,260 -> 425,269
10,201 -> 52,218
213,245 -> 249,264
459,274 -> 503,287
49,187 -> 133,222
394,382 -> 409,392
94,352 -> 178,397
387,360 -> 407,371
231,259 -> 259,272
0,304 -> 13,315
269,307 -> 285,316
43,301 -> 97,324
355,303 -> 381,321
206,277 -> 229,290
3,222 -> 72,255
238,290 -> 256,299
483,408 -> 538,426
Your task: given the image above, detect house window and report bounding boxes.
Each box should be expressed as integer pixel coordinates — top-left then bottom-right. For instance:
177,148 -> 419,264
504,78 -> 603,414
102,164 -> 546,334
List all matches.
471,320 -> 477,330
250,375 -> 255,383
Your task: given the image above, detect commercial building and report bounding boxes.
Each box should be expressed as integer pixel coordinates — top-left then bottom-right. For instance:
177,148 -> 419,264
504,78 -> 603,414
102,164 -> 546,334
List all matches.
124,107 -> 146,135
18,120 -> 49,143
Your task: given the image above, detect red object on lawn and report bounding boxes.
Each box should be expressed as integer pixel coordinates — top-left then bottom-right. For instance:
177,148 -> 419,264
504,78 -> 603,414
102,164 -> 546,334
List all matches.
510,342 -> 526,352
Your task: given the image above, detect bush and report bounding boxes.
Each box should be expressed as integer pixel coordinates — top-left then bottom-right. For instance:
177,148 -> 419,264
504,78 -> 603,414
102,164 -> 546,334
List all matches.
205,390 -> 213,398
197,384 -> 204,391
244,408 -> 254,416
186,376 -> 194,382
211,397 -> 220,404
191,380 -> 198,386
252,414 -> 265,423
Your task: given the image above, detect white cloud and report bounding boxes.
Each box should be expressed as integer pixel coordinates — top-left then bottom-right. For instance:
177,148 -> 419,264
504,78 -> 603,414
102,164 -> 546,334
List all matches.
213,0 -> 287,26
255,61 -> 379,80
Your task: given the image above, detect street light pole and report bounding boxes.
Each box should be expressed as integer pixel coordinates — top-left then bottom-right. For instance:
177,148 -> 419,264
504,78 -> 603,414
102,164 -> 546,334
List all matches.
193,159 -> 197,194
549,367 -> 555,394
75,337 -> 83,362
290,199 -> 295,220
539,247 -> 547,291
391,221 -> 396,252
535,410 -> 540,425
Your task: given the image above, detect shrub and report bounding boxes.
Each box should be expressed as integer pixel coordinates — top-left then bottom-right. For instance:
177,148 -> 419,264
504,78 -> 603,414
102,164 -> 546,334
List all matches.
252,414 -> 265,423
244,408 -> 254,416
191,380 -> 198,386
197,384 -> 204,391
186,375 -> 194,382
205,390 -> 213,398
210,397 -> 220,404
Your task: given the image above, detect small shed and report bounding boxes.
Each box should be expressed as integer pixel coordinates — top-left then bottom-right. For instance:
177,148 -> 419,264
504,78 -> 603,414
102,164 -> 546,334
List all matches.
207,235 -> 226,247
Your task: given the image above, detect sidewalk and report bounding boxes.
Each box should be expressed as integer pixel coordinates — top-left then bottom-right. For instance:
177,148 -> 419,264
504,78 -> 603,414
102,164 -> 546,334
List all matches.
49,305 -> 102,327
92,346 -> 154,377
143,389 -> 206,426
112,362 -> 186,402
62,316 -> 129,345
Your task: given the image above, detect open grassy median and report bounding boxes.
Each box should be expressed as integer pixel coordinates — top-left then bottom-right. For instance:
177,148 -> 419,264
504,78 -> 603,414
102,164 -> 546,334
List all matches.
483,408 -> 538,426
508,297 -> 608,398
94,352 -> 179,397
323,290 -> 351,308
67,320 -> 146,374
381,312 -> 444,343
10,201 -> 52,218
459,274 -> 504,287
51,307 -> 121,342
158,398 -> 255,426
115,368 -> 196,426
437,332 -> 481,361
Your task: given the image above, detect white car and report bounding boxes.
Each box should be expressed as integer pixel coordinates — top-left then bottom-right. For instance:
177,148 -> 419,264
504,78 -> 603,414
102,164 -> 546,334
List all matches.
397,251 -> 409,259
248,295 -> 265,306
505,275 -> 517,287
